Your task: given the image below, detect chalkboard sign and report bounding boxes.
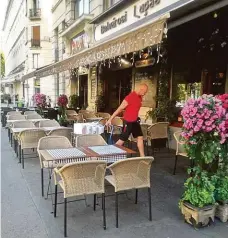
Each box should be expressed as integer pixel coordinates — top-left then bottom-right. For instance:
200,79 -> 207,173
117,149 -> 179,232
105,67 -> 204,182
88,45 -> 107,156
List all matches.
90,67 -> 97,101
134,70 -> 157,108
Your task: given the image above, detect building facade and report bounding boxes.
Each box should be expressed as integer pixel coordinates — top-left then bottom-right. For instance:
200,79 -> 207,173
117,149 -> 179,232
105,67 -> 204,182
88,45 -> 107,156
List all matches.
2,0 -> 53,106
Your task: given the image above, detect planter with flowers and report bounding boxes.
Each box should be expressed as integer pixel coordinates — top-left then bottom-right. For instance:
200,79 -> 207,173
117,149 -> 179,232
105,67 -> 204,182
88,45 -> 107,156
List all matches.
179,94 -> 228,227
57,94 -> 68,127
33,93 -> 47,116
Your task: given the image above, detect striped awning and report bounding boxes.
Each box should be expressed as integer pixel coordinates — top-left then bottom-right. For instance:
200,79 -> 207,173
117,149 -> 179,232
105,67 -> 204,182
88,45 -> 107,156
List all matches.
36,14 -> 168,78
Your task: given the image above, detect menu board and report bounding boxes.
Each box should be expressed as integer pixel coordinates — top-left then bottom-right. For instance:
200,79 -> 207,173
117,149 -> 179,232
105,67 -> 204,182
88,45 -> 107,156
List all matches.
134,70 -> 157,108
90,67 -> 97,101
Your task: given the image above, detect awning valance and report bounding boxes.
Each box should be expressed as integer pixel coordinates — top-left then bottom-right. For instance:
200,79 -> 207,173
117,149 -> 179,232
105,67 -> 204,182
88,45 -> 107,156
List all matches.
21,70 -> 36,81
36,15 -> 168,78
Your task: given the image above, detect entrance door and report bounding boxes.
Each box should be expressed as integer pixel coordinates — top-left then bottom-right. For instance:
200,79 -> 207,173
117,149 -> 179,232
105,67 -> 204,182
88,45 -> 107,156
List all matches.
105,68 -> 132,113
79,75 -> 88,108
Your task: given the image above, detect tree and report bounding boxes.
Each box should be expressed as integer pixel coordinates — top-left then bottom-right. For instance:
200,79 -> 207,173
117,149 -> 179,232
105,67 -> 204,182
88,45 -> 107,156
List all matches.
0,52 -> 5,77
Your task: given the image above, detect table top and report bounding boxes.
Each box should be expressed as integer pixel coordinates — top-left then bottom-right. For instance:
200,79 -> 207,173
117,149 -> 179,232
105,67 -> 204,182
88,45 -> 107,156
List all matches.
39,144 -> 136,162
7,118 -> 49,123
11,126 -> 69,134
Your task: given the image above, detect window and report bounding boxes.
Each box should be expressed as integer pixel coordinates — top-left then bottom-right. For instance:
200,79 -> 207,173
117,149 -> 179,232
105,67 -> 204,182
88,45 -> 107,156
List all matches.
32,53 -> 39,68
75,0 -> 89,19
103,0 -> 120,11
31,26 -> 40,47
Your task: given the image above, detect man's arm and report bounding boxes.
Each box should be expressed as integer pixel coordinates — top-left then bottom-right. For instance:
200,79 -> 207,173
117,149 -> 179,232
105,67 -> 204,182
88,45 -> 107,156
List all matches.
106,100 -> 128,125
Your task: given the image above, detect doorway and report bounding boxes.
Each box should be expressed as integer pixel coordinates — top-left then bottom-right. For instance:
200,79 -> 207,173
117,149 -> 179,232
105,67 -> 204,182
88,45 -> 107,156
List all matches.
79,74 -> 88,109
104,68 -> 132,113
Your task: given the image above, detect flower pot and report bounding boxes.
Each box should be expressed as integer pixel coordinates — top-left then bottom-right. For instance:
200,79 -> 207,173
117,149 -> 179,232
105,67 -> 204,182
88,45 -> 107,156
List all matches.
181,201 -> 216,228
215,201 -> 228,222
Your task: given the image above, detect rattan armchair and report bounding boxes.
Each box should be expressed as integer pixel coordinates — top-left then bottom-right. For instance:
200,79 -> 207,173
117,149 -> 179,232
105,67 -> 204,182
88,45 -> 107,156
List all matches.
129,124 -> 150,154
147,122 -> 169,154
26,114 -> 43,120
96,112 -> 111,119
105,157 -> 154,228
75,134 -> 107,147
18,129 -> 46,169
37,136 -> 73,197
24,111 -> 38,115
39,119 -> 60,127
47,128 -> 73,141
66,109 -> 78,122
53,161 -> 107,236
173,131 -> 189,175
82,112 -> 97,120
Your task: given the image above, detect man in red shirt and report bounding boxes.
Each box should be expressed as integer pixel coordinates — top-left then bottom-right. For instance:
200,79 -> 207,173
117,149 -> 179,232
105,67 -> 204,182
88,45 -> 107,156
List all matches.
106,84 -> 148,156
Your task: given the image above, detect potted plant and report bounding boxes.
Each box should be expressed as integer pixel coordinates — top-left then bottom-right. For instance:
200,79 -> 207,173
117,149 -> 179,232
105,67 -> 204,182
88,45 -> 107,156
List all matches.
180,167 -> 216,228
33,93 -> 47,116
179,94 -> 228,227
69,94 -> 80,112
95,95 -> 105,112
57,94 -> 68,127
211,171 -> 228,222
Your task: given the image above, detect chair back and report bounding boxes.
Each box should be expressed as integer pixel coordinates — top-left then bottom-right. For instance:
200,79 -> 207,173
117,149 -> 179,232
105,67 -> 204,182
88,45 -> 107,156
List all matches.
56,161 -> 107,197
37,136 -> 73,167
26,114 -> 43,120
75,134 -> 107,147
83,112 -> 97,119
7,111 -> 21,116
173,131 -> 187,156
66,110 -> 77,116
38,136 -> 72,150
97,112 -> 111,119
48,128 -> 73,141
148,122 -> 169,139
24,111 -> 38,115
98,118 -> 107,126
75,113 -> 85,123
7,114 -> 26,120
12,121 -> 35,128
108,157 -> 154,192
39,120 -> 60,127
107,117 -> 123,134
18,129 -> 46,149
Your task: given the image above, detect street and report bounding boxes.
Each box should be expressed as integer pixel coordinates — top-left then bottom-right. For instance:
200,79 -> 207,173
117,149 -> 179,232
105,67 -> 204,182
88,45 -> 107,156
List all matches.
1,128 -> 228,238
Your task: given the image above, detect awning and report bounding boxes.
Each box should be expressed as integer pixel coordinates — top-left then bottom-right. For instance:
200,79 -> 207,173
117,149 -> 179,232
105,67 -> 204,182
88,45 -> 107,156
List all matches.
21,70 -> 36,81
36,15 -> 168,78
1,71 -> 23,84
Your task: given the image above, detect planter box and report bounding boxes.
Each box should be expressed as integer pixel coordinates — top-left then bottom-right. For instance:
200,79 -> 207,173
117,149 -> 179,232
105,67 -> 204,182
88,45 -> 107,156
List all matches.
215,201 -> 228,222
181,202 -> 216,228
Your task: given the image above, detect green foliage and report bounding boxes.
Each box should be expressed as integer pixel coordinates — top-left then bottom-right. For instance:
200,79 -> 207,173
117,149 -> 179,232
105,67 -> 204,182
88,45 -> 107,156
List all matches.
0,52 -> 5,77
211,171 -> 228,202
145,99 -> 176,122
180,168 -> 215,208
69,94 -> 79,108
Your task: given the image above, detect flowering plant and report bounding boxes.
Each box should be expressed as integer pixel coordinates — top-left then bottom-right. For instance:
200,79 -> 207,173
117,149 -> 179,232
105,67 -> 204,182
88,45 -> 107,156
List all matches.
33,93 -> 47,109
216,94 -> 228,130
57,94 -> 68,107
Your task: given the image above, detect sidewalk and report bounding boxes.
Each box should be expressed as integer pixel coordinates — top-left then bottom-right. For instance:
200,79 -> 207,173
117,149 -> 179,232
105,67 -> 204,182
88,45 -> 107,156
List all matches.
1,128 -> 227,238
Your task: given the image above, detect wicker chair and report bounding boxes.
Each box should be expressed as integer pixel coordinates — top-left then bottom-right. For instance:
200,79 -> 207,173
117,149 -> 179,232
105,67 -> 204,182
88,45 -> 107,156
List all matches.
7,114 -> 26,121
147,122 -> 169,154
7,111 -> 22,116
18,129 -> 46,169
24,111 -> 38,115
129,124 -> 150,154
75,134 -> 107,147
173,131 -> 189,175
39,119 -> 60,127
75,113 -> 85,123
82,112 -> 97,120
97,112 -> 111,119
107,117 -> 123,134
37,136 -> 73,197
47,128 -> 73,141
66,109 -> 78,122
105,157 -> 154,228
53,161 -> 107,236
26,114 -> 43,120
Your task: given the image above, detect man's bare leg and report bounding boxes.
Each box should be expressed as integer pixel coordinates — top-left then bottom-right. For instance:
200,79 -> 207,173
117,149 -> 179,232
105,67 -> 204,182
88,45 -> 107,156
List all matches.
137,136 -> 145,157
116,139 -> 125,146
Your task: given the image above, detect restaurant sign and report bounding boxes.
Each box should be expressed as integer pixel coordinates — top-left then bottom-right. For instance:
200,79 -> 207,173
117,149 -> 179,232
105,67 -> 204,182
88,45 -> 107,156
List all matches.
71,33 -> 89,55
95,0 -> 194,41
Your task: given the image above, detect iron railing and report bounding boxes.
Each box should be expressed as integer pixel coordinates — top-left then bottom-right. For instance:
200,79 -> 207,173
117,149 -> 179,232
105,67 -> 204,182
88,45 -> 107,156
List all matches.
29,8 -> 41,18
31,39 -> 40,47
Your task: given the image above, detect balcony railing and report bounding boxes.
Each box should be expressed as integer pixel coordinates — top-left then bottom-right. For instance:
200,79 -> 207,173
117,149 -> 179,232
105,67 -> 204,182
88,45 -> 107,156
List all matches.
29,8 -> 41,19
31,39 -> 41,47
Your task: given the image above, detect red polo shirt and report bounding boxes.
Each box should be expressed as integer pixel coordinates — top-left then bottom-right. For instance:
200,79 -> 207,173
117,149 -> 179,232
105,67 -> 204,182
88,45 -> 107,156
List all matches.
123,91 -> 142,122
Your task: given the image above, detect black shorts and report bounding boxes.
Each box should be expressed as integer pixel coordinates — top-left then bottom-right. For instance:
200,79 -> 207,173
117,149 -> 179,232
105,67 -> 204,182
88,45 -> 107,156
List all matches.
119,118 -> 143,141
